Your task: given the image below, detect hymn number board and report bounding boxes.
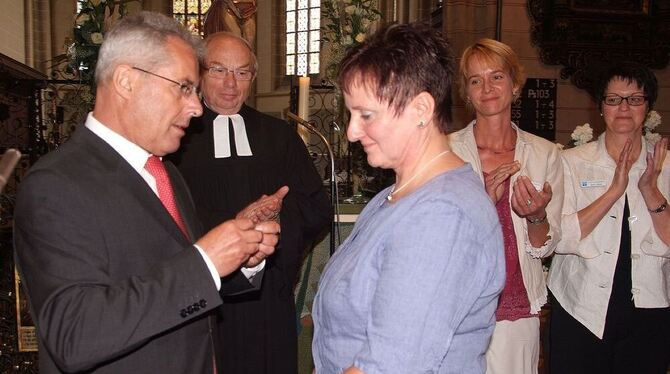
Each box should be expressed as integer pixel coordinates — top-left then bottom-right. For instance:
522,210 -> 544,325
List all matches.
512,78 -> 557,141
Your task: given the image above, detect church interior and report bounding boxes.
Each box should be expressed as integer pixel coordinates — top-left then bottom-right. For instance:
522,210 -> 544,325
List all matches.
1,0 -> 669,373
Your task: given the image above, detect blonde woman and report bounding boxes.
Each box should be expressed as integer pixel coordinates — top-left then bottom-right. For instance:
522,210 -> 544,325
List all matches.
450,39 -> 563,374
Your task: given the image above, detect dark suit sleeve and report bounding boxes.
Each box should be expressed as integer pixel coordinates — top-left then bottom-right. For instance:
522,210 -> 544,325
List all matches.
13,168 -> 222,373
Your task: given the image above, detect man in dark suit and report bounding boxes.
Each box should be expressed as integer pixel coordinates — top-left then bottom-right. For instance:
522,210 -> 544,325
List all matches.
13,12 -> 281,374
168,32 -> 331,373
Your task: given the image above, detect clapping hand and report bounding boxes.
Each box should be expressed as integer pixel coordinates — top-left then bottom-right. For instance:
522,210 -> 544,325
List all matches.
484,161 -> 520,203
639,137 -> 668,197
609,138 -> 634,198
511,176 -> 552,220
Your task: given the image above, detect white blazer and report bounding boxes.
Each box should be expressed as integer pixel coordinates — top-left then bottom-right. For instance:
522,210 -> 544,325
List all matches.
549,133 -> 670,338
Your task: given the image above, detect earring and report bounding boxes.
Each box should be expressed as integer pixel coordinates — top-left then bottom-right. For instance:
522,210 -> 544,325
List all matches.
600,112 -> 603,117
418,120 -> 426,128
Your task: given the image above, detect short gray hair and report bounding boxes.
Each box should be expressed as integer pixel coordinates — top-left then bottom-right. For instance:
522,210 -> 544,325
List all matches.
95,11 -> 204,84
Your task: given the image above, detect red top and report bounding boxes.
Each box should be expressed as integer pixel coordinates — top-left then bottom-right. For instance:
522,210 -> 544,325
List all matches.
484,172 -> 533,321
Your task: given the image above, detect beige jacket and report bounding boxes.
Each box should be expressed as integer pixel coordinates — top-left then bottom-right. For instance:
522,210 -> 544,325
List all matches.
449,121 -> 564,314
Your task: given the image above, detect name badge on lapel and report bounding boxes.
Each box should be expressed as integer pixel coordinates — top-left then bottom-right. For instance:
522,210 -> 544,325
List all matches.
580,180 -> 606,188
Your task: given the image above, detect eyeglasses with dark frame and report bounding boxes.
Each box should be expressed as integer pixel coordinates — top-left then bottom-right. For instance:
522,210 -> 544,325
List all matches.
205,65 -> 255,81
132,67 -> 199,97
603,94 -> 647,106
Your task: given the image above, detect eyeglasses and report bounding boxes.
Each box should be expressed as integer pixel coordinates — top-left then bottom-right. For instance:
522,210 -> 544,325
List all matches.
603,94 -> 647,106
132,67 -> 199,97
205,65 -> 255,81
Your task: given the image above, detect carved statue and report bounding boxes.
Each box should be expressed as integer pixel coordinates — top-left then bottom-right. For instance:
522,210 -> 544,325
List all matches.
203,0 -> 258,48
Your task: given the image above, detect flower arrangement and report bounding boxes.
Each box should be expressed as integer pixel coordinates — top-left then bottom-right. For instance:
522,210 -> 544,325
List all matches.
63,0 -> 134,82
50,0 -> 135,114
557,110 -> 662,150
321,0 -> 381,83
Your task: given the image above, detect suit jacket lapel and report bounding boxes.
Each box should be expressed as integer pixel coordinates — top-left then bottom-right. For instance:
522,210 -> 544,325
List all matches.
75,127 -> 193,246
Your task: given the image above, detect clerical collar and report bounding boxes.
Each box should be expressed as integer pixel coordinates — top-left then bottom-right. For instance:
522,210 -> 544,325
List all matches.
213,114 -> 253,158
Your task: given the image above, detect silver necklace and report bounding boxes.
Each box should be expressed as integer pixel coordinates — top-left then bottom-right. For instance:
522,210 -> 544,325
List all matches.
386,150 -> 451,202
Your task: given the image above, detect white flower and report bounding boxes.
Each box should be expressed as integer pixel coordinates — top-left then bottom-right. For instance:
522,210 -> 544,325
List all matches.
571,123 -> 593,146
644,110 -> 661,131
90,32 -> 104,44
75,13 -> 90,26
343,35 -> 353,45
344,25 -> 353,33
354,33 -> 366,43
645,132 -> 662,145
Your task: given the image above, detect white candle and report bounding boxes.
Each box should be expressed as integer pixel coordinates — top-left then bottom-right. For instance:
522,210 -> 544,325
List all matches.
297,76 -> 311,143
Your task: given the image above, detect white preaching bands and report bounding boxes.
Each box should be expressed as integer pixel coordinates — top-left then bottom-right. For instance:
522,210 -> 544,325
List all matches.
213,113 -> 253,158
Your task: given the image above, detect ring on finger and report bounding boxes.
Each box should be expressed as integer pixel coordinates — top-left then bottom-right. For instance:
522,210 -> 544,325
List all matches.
526,199 -> 532,206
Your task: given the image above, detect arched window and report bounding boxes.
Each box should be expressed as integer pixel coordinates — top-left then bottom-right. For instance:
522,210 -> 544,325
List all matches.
285,0 -> 320,76
173,0 -> 212,35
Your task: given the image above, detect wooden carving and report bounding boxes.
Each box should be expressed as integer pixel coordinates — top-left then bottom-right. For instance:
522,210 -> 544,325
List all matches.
527,0 -> 670,95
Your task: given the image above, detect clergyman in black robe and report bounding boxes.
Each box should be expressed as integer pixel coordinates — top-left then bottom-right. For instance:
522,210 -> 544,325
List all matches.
168,31 -> 331,374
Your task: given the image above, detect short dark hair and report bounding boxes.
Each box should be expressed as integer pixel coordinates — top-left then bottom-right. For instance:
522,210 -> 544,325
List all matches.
338,23 -> 456,134
594,62 -> 658,112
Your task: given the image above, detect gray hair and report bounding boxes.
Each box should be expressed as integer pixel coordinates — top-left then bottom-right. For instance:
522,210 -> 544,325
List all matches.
204,31 -> 258,74
95,11 -> 204,84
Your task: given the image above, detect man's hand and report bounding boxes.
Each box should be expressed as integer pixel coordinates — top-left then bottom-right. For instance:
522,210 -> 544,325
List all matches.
196,218 -> 278,277
236,186 -> 289,224
243,220 -> 281,268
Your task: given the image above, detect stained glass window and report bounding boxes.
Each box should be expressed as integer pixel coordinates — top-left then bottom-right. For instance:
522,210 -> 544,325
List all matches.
173,0 -> 212,36
286,0 -> 320,75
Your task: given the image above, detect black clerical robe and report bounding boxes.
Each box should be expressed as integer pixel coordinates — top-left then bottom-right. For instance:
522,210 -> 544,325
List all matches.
169,104 -> 331,374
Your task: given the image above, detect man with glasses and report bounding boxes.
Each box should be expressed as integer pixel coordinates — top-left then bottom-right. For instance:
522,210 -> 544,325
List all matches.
169,32 -> 331,374
14,12 -> 280,373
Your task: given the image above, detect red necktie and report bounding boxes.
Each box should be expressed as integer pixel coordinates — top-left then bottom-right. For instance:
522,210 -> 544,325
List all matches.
144,155 -> 189,239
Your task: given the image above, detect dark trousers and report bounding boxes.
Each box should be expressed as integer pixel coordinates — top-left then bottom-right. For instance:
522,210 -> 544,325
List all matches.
549,295 -> 670,374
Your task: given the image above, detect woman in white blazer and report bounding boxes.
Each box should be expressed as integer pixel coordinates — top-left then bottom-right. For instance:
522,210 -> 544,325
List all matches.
548,61 -> 670,373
